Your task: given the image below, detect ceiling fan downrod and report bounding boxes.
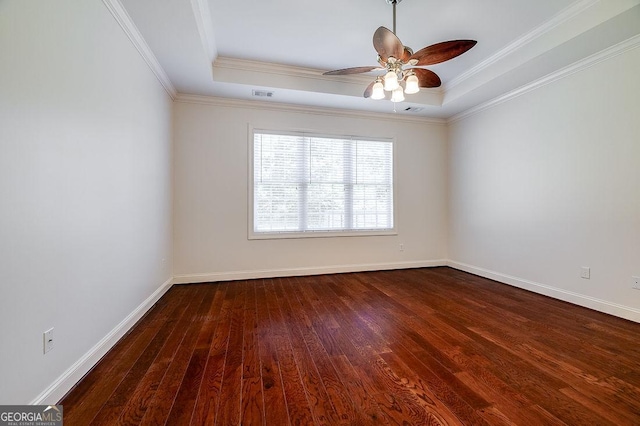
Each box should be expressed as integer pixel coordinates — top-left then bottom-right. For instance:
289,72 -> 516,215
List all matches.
385,0 -> 402,34
322,0 -> 477,104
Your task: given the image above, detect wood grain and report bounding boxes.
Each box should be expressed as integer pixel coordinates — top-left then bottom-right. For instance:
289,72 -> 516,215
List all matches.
60,268 -> 640,425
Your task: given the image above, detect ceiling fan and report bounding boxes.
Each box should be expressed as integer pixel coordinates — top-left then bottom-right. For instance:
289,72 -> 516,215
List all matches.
323,0 -> 477,102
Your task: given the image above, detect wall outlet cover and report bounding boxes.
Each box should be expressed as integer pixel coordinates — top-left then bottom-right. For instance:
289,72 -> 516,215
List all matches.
581,267 -> 591,279
43,328 -> 54,354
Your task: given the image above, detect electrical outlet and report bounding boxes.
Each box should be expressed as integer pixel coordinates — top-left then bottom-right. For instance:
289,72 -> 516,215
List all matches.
399,243 -> 404,252
633,276 -> 640,290
43,328 -> 54,354
580,267 -> 590,279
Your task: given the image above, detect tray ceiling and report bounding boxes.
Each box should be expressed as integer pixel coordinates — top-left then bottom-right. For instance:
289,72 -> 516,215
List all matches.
119,0 -> 640,118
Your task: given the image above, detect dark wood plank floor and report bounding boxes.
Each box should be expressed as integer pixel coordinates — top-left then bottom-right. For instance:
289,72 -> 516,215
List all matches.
60,267 -> 640,425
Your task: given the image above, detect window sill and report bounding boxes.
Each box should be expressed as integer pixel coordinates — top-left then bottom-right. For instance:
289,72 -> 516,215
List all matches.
248,229 -> 398,240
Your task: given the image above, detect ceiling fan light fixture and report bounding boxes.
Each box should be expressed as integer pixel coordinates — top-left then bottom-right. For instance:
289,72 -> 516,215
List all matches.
322,0 -> 477,105
384,70 -> 399,91
404,73 -> 420,94
371,79 -> 385,100
391,86 -> 405,103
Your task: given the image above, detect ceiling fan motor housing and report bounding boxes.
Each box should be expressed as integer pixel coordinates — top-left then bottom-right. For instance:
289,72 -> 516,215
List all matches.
322,0 -> 476,101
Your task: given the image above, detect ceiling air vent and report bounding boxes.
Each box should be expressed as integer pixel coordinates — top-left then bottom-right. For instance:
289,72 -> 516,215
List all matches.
252,90 -> 274,98
404,106 -> 424,112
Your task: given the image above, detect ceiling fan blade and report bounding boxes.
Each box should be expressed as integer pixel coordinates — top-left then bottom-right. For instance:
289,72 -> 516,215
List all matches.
323,66 -> 381,76
363,81 -> 375,98
413,68 -> 442,88
410,40 -> 477,66
373,26 -> 404,62
400,47 -> 413,63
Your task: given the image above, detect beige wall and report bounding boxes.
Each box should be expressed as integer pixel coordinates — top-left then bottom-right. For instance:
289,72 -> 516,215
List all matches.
3,0 -> 639,406
0,0 -> 173,403
448,46 -> 640,321
172,100 -> 449,281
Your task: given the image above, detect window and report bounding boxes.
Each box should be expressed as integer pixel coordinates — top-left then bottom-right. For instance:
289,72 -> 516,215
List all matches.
250,130 -> 395,238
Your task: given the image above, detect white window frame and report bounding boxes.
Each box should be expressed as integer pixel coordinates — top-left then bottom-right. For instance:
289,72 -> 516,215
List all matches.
248,126 -> 398,240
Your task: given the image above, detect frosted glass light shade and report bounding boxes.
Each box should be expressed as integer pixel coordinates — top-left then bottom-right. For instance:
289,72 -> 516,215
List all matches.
391,86 -> 405,103
404,74 -> 420,94
371,81 -> 385,100
384,71 -> 399,91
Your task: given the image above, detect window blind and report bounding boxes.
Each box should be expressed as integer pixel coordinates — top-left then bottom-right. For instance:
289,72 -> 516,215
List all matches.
253,131 -> 394,235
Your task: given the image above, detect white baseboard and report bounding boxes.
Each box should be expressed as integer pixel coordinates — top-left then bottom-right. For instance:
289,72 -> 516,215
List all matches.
36,259 -> 638,404
30,276 -> 174,405
31,262 -> 444,404
172,260 -> 447,284
447,260 -> 640,323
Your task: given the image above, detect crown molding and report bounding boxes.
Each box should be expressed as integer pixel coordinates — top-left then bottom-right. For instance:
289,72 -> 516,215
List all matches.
175,94 -> 447,125
449,33 -> 640,124
214,57 -> 374,85
213,57 -> 444,96
446,0 -> 599,91
190,0 -> 217,60
102,0 -> 177,99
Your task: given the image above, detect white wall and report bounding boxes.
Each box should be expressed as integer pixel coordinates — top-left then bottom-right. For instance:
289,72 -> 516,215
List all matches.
173,100 -> 448,281
448,46 -> 640,320
0,0 -> 173,403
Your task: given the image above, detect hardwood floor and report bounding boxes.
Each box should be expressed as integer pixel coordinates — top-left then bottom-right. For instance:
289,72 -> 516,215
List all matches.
60,267 -> 640,425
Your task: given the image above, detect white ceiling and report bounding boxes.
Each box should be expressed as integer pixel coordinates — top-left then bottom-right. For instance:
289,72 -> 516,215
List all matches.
120,0 -> 640,119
